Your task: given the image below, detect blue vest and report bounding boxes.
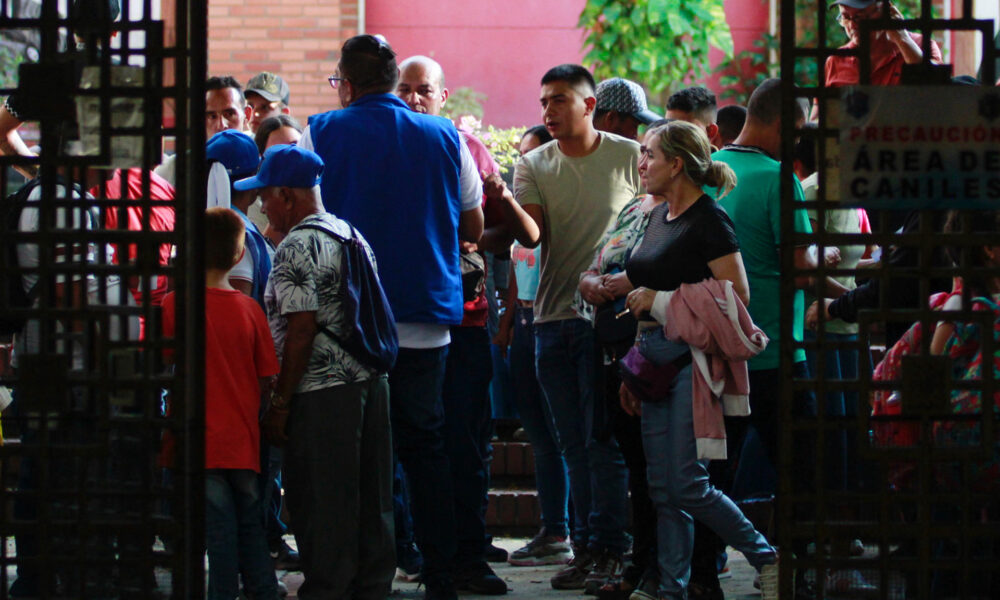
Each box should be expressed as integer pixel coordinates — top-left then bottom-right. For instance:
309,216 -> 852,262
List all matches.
234,207 -> 272,308
308,93 -> 464,325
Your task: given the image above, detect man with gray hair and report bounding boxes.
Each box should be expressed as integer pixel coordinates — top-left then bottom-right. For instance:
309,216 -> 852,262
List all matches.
237,145 -> 395,599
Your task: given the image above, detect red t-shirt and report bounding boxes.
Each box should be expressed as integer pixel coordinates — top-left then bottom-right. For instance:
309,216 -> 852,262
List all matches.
161,288 -> 279,471
824,33 -> 941,87
93,168 -> 176,309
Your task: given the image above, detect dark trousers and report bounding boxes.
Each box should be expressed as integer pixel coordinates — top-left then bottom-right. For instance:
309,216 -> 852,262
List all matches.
604,359 -> 657,583
442,326 -> 494,570
284,378 -> 395,600
390,346 -> 457,585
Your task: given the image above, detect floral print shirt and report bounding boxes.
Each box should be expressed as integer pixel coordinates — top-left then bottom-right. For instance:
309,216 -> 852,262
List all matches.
573,195 -> 656,323
265,212 -> 377,392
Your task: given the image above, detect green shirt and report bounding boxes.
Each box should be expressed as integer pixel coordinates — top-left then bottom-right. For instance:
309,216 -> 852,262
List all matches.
712,147 -> 811,370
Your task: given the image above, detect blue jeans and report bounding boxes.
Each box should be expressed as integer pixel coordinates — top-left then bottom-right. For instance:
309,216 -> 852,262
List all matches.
205,469 -> 277,600
511,306 -> 569,537
390,346 -> 457,586
535,318 -> 628,552
442,326 -> 494,569
637,328 -> 775,599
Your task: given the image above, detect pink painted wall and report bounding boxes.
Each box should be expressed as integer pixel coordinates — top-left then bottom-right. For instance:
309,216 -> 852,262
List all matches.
366,0 -> 771,128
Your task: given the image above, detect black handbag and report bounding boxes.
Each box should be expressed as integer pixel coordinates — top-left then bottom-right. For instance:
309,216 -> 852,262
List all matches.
618,345 -> 692,403
593,297 -> 638,349
460,250 -> 486,303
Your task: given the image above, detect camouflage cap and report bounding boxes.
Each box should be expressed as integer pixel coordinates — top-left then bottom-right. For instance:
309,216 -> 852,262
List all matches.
245,72 -> 290,105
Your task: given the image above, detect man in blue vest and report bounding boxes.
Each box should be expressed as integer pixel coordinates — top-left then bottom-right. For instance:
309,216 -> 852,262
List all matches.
300,35 -> 484,600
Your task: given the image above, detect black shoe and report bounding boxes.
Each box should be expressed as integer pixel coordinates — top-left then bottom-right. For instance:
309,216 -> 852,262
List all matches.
423,578 -> 459,600
455,563 -> 509,595
687,582 -> 725,600
270,539 -> 301,571
485,542 -> 509,563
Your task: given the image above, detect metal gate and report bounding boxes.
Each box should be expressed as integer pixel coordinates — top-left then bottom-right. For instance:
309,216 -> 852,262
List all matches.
0,0 -> 206,597
781,1 -> 1000,598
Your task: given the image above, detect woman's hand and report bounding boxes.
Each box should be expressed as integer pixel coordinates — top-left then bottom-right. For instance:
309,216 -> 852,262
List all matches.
602,272 -> 634,298
626,287 -> 656,318
619,382 -> 641,416
579,273 -> 615,306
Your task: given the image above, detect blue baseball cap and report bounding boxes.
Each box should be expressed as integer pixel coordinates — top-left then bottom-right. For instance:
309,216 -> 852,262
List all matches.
206,130 -> 260,179
233,144 -> 324,191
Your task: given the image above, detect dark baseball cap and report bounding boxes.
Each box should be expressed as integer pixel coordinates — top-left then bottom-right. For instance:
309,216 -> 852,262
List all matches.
246,72 -> 290,105
206,130 -> 260,179
234,145 -> 323,191
595,78 -> 660,125
829,0 -> 877,9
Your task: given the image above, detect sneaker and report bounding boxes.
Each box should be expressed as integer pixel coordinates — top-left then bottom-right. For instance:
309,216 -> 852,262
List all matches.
509,530 -> 574,566
269,539 -> 300,571
485,542 -> 509,563
454,563 -> 508,595
628,576 -> 658,600
397,541 -> 423,582
759,560 -> 779,600
550,547 -> 594,590
584,549 -> 623,595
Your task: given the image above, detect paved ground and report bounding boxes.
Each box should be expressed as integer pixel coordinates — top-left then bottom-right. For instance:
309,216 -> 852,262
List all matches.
279,538 -> 763,599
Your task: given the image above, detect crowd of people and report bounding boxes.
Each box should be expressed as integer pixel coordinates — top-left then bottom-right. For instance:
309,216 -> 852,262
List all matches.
5,0 -> 1000,599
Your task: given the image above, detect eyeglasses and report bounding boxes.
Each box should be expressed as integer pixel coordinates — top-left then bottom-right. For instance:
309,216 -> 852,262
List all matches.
836,8 -> 878,24
328,76 -> 346,89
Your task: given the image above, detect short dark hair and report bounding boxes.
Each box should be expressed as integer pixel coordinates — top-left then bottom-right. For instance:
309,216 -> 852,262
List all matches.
746,78 -> 784,125
206,76 -> 245,106
523,125 -> 553,146
667,86 -> 717,123
716,105 -> 746,144
540,64 -> 596,97
794,122 -> 818,174
204,207 -> 245,271
255,115 -> 303,155
340,35 -> 398,95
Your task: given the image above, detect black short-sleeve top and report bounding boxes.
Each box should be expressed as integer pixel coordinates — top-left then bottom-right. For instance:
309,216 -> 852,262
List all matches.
625,194 -> 740,292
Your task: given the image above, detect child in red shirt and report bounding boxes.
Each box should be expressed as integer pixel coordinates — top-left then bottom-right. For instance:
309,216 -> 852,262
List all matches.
162,207 -> 279,600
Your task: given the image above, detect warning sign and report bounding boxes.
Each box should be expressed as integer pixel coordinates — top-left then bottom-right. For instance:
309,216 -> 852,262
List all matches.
839,86 -> 1000,209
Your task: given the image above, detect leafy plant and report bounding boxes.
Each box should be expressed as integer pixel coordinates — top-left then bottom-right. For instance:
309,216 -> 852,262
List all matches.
578,0 -> 734,102
441,86 -> 487,122
456,115 -> 525,175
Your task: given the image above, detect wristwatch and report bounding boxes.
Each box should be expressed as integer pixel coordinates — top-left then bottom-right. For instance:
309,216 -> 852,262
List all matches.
269,390 -> 290,410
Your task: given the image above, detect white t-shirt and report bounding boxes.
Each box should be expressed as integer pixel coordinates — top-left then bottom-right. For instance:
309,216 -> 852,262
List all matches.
15,184 -> 137,368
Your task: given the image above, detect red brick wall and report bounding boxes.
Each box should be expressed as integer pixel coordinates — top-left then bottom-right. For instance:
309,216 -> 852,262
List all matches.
207,0 -> 359,122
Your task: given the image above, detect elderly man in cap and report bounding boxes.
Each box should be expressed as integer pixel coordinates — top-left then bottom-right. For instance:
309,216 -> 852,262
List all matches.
825,0 -> 941,87
592,77 -> 660,141
235,144 -> 395,599
245,72 -> 292,134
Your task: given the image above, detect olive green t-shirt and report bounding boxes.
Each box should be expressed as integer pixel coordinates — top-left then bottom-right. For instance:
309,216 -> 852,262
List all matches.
712,146 -> 811,370
514,132 -> 641,323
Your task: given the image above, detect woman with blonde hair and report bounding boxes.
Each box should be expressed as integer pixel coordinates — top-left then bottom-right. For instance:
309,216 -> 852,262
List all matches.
622,120 -> 778,600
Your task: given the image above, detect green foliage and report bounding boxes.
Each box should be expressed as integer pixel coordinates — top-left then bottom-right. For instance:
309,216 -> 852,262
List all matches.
0,45 -> 26,89
578,0 -> 734,97
441,86 -> 487,122
713,0 -> 932,101
456,115 -> 525,175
